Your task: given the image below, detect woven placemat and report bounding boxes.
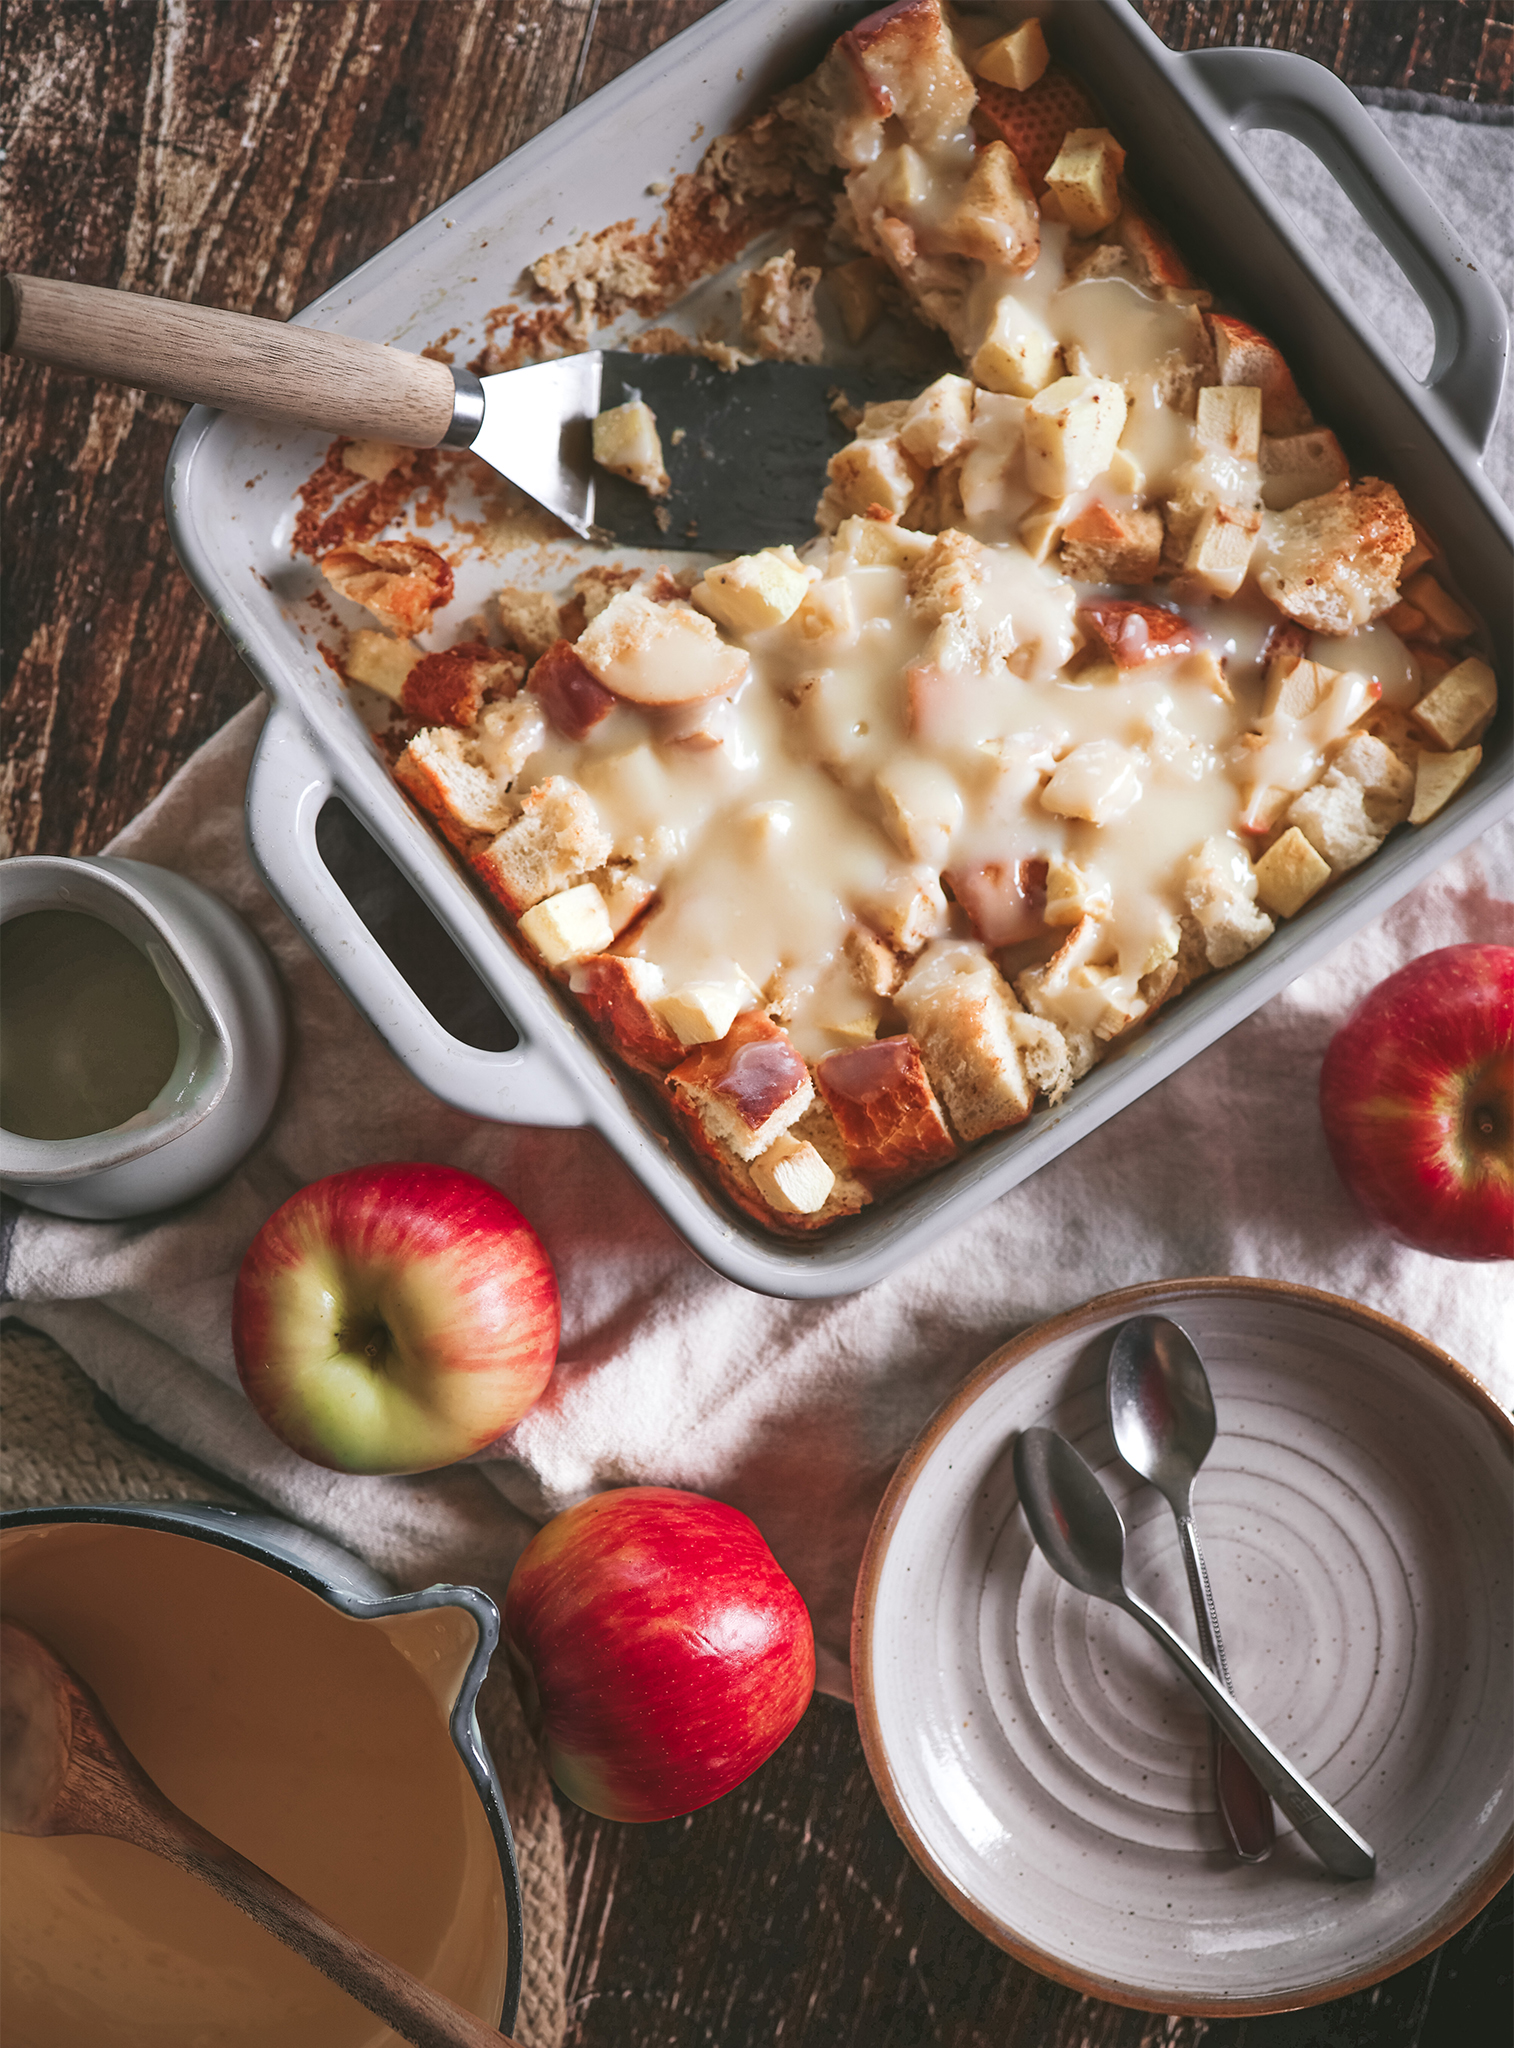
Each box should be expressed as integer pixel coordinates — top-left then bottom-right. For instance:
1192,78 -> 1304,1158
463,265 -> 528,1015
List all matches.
0,1320 -> 567,2048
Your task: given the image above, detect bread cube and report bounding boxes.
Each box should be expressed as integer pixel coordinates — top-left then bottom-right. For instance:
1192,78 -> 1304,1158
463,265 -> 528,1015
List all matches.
939,141 -> 1040,271
827,256 -> 889,344
669,1012 -> 814,1162
1195,384 -> 1263,463
693,546 -> 811,636
569,954 -> 683,1071
740,248 -> 824,362
972,295 -> 1062,398
1410,656 -> 1497,751
473,776 -> 612,915
657,982 -> 750,1048
529,638 -> 617,741
897,947 -> 1066,1140
496,586 -> 562,661
845,925 -> 903,997
1258,477 -> 1416,635
1022,376 -> 1128,497
1259,428 -> 1349,512
1180,502 -> 1262,601
1207,313 -> 1312,434
1116,202 -> 1199,293
841,0 -> 977,152
592,399 -> 669,496
973,18 -> 1049,90
816,1034 -> 956,1179
403,640 -> 524,729
749,1133 -> 837,1216
571,565 -> 641,629
395,727 -> 514,845
944,860 -> 1050,948
1252,826 -> 1332,918
321,538 -> 454,637
1183,838 -> 1275,967
1286,734 -> 1412,872
1409,745 -> 1482,824
1044,128 -> 1127,235
577,590 -> 748,708
518,883 -> 615,970
1402,570 -> 1476,644
345,629 -> 421,701
342,438 -> 416,483
900,376 -> 977,468
1060,502 -> 1163,585
906,529 -> 986,626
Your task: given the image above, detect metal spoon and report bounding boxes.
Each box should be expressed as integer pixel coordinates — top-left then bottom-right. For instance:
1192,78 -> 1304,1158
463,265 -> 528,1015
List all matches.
1,1617 -> 519,2047
1107,1315 -> 1276,1862
1012,1428 -> 1375,1882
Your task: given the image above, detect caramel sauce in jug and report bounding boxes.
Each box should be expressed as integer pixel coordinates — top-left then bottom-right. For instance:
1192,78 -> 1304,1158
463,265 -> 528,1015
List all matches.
0,910 -> 180,1139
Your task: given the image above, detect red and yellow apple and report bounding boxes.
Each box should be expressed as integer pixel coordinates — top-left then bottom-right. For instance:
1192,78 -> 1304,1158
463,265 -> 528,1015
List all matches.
233,1162 -> 560,1473
1319,944 -> 1513,1261
504,1487 -> 815,1822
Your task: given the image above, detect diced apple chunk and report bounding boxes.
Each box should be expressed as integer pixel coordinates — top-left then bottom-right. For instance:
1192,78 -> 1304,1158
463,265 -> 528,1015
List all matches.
830,515 -> 935,571
750,1132 -> 837,1216
1252,826 -> 1332,918
1410,656 -> 1497,751
656,983 -> 750,1047
971,296 -> 1061,397
693,546 -> 811,635
900,375 -> 976,466
1181,502 -> 1261,600
1409,745 -> 1481,824
345,629 -> 421,700
592,399 -> 669,496
973,18 -> 1049,90
1402,570 -> 1476,643
1022,376 -> 1128,497
517,883 -> 615,969
1195,384 -> 1262,462
1045,128 -> 1127,234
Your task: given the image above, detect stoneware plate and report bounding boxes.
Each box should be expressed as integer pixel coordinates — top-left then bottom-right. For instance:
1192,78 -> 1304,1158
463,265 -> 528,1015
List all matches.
852,1279 -> 1513,2014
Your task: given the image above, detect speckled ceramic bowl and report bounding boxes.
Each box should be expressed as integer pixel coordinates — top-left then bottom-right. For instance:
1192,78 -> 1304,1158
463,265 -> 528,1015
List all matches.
852,1280 -> 1513,2014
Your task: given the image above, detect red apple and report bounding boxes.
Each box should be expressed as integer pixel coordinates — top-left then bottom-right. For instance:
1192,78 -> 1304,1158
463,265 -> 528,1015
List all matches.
1319,944 -> 1513,1261
504,1487 -> 815,1822
233,1162 -> 559,1473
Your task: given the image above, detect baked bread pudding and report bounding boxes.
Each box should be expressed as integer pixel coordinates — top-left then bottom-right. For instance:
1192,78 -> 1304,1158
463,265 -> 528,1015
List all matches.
318,0 -> 1497,1235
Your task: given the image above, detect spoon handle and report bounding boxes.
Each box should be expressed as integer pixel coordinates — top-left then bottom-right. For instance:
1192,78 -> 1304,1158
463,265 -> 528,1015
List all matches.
1174,1512 -> 1277,1863
129,1797 -> 518,2047
1119,1590 -> 1376,1882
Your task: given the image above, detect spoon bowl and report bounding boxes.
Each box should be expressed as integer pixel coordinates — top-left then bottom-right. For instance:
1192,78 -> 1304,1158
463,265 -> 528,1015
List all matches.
1108,1315 -> 1217,1514
1011,1428 -> 1375,1882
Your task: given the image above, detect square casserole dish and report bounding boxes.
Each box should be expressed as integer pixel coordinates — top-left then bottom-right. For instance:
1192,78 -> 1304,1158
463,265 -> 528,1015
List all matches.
167,0 -> 1513,1299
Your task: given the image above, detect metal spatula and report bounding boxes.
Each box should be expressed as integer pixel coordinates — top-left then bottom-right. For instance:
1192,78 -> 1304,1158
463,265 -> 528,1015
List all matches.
2,274 -> 920,552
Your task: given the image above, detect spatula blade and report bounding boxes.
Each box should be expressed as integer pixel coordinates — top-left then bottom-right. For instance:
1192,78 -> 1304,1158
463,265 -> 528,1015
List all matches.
593,352 -> 927,553
475,353 -> 603,539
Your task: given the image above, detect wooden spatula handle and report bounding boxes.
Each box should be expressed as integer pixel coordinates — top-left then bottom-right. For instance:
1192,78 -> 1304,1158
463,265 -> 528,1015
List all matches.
1,272 -> 458,445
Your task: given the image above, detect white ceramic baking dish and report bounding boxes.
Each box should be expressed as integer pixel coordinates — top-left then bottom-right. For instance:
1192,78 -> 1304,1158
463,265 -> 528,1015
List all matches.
166,0 -> 1513,1299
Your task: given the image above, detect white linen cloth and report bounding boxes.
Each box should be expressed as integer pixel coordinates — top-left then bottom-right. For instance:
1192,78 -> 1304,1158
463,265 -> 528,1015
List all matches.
5,105 -> 1512,1700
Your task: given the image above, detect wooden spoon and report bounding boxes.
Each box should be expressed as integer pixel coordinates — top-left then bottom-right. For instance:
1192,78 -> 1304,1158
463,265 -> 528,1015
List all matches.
0,1616 -> 521,2047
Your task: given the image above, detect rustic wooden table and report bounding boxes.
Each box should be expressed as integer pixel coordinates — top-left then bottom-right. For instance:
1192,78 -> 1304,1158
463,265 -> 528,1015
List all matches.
3,4 -> 1510,2044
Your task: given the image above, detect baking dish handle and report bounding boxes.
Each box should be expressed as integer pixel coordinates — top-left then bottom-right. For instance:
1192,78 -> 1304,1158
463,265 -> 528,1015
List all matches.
1184,46 -> 1509,456
246,706 -> 590,1129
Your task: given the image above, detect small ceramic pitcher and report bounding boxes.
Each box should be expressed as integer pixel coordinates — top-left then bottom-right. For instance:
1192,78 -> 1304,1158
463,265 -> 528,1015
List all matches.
0,855 -> 285,1218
